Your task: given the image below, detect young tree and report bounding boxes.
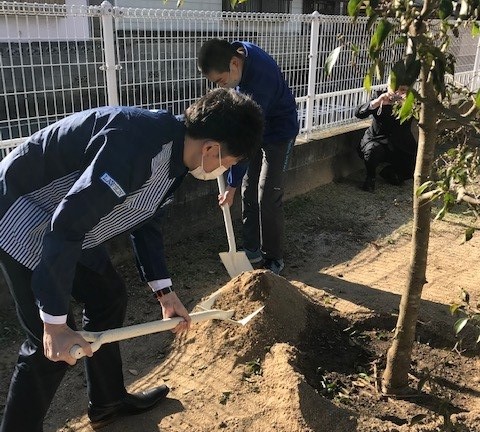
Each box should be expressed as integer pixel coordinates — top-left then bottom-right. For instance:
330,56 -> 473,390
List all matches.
345,0 -> 480,394
230,0 -> 479,394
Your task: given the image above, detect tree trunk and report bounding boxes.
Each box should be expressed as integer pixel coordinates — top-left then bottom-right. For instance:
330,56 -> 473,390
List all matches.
382,65 -> 438,394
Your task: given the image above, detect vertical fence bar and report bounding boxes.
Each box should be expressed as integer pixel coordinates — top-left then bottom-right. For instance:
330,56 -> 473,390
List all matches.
305,11 -> 320,134
100,1 -> 118,106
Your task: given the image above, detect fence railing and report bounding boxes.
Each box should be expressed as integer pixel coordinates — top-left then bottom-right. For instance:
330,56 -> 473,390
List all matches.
1,1 -> 479,155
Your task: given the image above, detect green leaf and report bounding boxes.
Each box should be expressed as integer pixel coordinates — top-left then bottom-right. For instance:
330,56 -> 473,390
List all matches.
416,181 -> 433,196
374,59 -> 385,80
363,72 -> 372,92
399,90 -> 415,123
450,303 -> 461,315
444,191 -> 455,205
405,60 -> 421,86
472,22 -> 480,37
324,46 -> 342,76
466,227 -> 475,242
454,317 -> 469,334
438,0 -> 454,20
435,205 -> 447,220
390,60 -> 406,90
475,90 -> 480,109
369,20 -> 393,59
230,0 -> 248,8
348,0 -> 363,16
366,5 -> 378,17
366,14 -> 378,31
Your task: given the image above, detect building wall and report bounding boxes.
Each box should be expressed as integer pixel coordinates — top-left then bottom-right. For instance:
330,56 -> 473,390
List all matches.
0,0 -> 89,42
292,0 -> 303,14
114,0 -> 221,11
114,0 -> 304,13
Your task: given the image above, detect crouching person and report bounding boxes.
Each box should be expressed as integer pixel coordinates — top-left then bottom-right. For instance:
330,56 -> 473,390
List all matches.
355,85 -> 418,192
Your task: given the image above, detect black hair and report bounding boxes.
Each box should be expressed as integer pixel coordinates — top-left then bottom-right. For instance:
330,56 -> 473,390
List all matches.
198,39 -> 243,74
184,88 -> 264,160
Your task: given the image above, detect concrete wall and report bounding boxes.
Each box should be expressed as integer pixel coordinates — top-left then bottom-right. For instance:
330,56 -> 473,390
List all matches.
161,125 -> 365,242
0,125 -> 366,312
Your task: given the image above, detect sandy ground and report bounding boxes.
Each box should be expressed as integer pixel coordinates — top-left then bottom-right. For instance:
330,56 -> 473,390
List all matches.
1,171 -> 479,432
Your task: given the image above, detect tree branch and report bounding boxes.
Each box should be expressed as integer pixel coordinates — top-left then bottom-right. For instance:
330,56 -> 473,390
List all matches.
457,187 -> 480,206
435,99 -> 479,124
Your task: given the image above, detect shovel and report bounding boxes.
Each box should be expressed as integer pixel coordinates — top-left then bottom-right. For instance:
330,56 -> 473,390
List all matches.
217,174 -> 253,278
69,287 -> 264,359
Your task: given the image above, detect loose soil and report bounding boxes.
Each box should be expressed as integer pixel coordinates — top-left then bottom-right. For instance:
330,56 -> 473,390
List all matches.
1,171 -> 479,432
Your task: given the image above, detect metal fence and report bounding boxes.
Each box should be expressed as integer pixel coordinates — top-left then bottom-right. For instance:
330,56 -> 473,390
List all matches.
1,1 -> 479,157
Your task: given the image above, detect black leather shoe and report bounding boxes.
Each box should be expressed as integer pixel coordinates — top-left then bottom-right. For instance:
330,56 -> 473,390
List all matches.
88,385 -> 170,430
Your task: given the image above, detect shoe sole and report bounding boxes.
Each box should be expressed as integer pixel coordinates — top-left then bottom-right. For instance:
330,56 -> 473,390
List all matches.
248,256 -> 263,264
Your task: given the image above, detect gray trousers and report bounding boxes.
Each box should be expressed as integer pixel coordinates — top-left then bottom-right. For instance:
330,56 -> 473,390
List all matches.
241,138 -> 295,261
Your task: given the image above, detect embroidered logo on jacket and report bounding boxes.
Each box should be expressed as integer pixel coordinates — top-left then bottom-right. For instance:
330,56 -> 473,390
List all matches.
100,173 -> 126,198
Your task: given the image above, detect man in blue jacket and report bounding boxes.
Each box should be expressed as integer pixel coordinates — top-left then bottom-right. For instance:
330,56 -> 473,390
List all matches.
0,88 -> 263,432
198,39 -> 299,275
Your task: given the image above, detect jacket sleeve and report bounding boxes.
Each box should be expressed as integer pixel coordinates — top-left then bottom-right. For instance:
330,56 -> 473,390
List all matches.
355,101 -> 375,119
227,161 -> 249,188
32,127 -> 146,317
130,207 -> 170,283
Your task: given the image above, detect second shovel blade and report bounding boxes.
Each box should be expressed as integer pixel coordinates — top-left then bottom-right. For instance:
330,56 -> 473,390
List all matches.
219,251 -> 253,278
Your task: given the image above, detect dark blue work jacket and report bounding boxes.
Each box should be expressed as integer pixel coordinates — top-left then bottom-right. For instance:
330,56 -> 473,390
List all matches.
227,41 -> 299,187
0,106 -> 188,316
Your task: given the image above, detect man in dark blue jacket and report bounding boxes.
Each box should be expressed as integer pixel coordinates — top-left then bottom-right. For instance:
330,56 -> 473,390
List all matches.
198,39 -> 299,275
0,88 -> 263,432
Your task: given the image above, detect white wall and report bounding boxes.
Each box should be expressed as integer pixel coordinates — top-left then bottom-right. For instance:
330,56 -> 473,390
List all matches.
0,0 -> 90,42
291,0 -> 303,14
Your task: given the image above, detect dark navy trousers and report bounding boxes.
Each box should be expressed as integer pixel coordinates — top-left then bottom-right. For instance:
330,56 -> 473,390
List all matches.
241,138 -> 295,261
0,247 -> 128,432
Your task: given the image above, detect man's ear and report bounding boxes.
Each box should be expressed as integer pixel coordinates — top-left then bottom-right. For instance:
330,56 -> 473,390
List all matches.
230,56 -> 240,70
202,141 -> 219,156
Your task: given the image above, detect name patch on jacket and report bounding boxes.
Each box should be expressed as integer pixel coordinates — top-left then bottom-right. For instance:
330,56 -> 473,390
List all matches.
100,173 -> 126,198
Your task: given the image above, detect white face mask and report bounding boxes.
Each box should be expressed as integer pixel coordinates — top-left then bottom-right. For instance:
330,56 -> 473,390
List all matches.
189,146 -> 227,181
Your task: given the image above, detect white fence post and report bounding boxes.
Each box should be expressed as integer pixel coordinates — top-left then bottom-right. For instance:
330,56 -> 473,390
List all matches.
306,11 -> 320,134
100,1 -> 119,106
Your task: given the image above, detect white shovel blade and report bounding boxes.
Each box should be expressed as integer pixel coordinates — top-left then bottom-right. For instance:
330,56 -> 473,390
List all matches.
219,251 -> 253,278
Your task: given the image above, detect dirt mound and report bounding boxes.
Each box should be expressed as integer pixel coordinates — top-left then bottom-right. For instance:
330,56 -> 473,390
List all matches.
158,270 -> 361,431
188,270 -> 312,361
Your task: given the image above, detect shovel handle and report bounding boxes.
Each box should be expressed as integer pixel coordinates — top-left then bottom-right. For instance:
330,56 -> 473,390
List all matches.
217,174 -> 237,254
70,309 -> 234,360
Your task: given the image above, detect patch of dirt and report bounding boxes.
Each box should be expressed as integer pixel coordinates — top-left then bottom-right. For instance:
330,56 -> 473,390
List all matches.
1,172 -> 480,432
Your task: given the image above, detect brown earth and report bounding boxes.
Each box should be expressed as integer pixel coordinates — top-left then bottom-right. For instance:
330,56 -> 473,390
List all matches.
1,171 -> 479,432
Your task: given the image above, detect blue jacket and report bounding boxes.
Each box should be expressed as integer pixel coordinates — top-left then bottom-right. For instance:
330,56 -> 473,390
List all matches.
0,106 -> 188,316
228,41 -> 299,187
